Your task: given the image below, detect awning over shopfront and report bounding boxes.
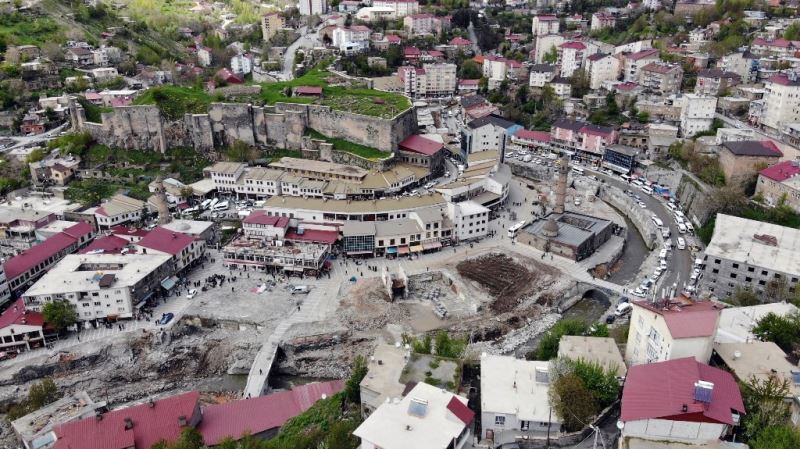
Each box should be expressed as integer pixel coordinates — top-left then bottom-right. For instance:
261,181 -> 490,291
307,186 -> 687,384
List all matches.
410,245 -> 424,253
161,276 -> 179,291
398,246 -> 410,255
423,241 -> 442,250
386,246 -> 398,254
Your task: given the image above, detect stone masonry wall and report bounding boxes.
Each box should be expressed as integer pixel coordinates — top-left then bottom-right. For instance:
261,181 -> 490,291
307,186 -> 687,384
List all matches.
599,184 -> 659,250
87,106 -> 168,152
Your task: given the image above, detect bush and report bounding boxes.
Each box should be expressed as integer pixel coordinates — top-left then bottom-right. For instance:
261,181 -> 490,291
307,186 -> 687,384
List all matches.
549,374 -> 598,432
531,319 -> 589,361
7,378 -> 62,421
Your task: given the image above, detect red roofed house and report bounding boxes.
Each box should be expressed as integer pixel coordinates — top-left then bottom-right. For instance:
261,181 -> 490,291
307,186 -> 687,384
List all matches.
284,227 -> 339,246
750,37 -> 800,58
449,36 -> 471,48
458,79 -> 479,94
620,357 -> 745,445
93,194 -> 146,230
397,134 -> 445,173
242,211 -> 290,240
4,222 -> 95,294
623,47 -> 660,81
755,159 -> 800,212
198,380 -> 344,444
135,227 -> 206,275
719,140 -> 783,185
216,68 -> 243,84
53,391 -> 202,449
79,235 -> 133,255
0,298 -> 46,352
624,298 -> 722,366
403,46 -> 421,61
511,129 -> 551,150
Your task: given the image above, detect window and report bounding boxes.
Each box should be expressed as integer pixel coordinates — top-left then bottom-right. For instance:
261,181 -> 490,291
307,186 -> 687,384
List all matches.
494,415 -> 506,426
732,263 -> 739,269
712,268 -> 719,274
730,273 -> 737,279
748,267 -> 755,273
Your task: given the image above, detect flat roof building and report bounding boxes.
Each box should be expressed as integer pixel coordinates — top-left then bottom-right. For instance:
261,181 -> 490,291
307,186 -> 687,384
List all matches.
715,302 -> 799,343
700,214 -> 800,299
518,211 -> 614,261
23,253 -> 173,322
558,335 -> 627,377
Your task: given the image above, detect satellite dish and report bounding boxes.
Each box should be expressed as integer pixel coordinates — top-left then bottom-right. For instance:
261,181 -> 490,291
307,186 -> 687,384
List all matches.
616,421 -> 625,430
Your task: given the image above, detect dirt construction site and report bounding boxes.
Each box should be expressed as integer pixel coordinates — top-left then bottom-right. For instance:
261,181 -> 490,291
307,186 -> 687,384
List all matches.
0,246 -> 581,445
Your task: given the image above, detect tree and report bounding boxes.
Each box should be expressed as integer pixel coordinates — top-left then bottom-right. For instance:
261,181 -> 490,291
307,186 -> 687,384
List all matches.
152,428 -> 205,449
343,355 -> 368,404
569,70 -> 590,98
785,23 -> 800,41
7,378 -> 62,421
550,374 -> 598,432
543,45 -> 558,64
730,287 -> 759,306
42,300 -> 77,332
740,374 -> 791,442
750,425 -> 800,449
458,59 -> 482,79
530,319 -> 595,361
751,311 -> 800,353
434,331 -> 466,359
225,140 -> 257,162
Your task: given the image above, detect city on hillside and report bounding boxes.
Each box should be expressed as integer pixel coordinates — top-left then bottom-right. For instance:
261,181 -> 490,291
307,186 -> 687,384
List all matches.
1,0 -> 800,448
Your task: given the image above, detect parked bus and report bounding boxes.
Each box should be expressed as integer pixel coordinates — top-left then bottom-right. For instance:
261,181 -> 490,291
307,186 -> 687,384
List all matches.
620,174 -> 632,183
571,166 -> 585,176
200,199 -> 212,210
508,220 -> 527,238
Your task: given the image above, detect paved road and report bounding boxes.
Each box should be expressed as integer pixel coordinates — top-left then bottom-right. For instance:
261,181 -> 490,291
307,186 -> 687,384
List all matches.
282,25 -> 321,80
3,123 -> 69,152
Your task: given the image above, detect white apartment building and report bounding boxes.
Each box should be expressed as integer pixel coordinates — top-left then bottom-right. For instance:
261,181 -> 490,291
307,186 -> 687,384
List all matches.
0,268 -> 10,305
584,53 -> 619,90
298,0 -> 326,15
590,12 -> 616,31
533,34 -> 564,64
372,0 -> 419,17
230,54 -> 252,75
197,47 -> 212,67
399,63 -> 457,98
90,67 -> 118,83
679,94 -> 717,137
447,201 -> 489,242
623,48 -> 659,82
353,382 -> 473,449
208,161 -> 246,193
135,227 -> 207,275
624,299 -> 720,366
261,12 -> 285,42
403,13 -> 440,36
761,72 -> 800,133
461,114 -> 519,155
22,253 -> 173,322
531,15 -> 559,36
529,64 -> 556,88
332,26 -> 371,54
558,41 -> 586,78
481,355 -> 560,445
92,194 -> 146,229
482,55 -> 508,81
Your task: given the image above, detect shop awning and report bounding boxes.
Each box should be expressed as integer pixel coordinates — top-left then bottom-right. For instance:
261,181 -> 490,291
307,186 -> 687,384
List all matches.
423,241 -> 442,250
398,246 -> 410,255
386,246 -> 398,254
160,276 -> 179,291
410,245 -> 424,253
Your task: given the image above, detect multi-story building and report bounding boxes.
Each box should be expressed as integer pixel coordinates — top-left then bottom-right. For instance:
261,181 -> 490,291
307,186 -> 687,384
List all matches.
719,52 -> 759,84
403,13 -> 441,36
761,72 -> 800,133
551,118 -> 618,160
638,62 -> 683,95
531,15 -> 559,36
91,194 -> 145,229
701,213 -> 800,299
590,12 -> 616,31
623,48 -> 660,82
620,358 -> 744,446
480,355 -> 560,445
755,159 -> 800,211
298,0 -> 326,15
624,298 -> 720,366
602,144 -> 639,174
528,64 -> 557,88
0,298 -> 44,351
23,253 -> 173,321
332,25 -> 371,54
397,134 -> 445,174
447,201 -> 490,242
208,161 -> 246,193
695,68 -> 741,96
532,34 -> 564,64
750,37 -> 799,58
371,0 -> 418,17
197,46 -> 212,67
718,140 -> 783,184
461,114 -> 522,157
558,41 -> 586,78
399,63 -> 456,98
261,12 -> 285,42
584,53 -> 619,90
230,54 -> 253,75
135,227 -> 207,275
679,94 -> 717,137
0,267 -> 9,305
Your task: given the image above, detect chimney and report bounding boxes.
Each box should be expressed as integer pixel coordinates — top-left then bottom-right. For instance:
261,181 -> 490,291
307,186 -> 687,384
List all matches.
148,398 -> 155,408
124,417 -> 133,430
178,415 -> 188,427
95,411 -> 103,421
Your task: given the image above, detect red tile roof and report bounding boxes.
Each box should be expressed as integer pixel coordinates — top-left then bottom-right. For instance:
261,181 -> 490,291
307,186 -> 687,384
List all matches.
0,298 -> 44,329
284,228 -> 339,245
79,235 -> 132,255
767,73 -> 800,86
627,48 -> 660,61
243,211 -> 290,228
723,140 -> 783,158
446,396 -> 475,425
4,222 -> 94,280
198,381 -> 344,445
514,129 -> 551,142
399,135 -> 443,156
760,159 -> 800,182
621,358 -> 744,425
560,41 -> 587,50
385,34 -> 402,43
404,46 -> 421,57
633,299 -> 721,338
449,37 -> 471,46
459,79 -> 480,86
136,227 -> 196,256
110,226 -> 150,238
53,391 -> 201,449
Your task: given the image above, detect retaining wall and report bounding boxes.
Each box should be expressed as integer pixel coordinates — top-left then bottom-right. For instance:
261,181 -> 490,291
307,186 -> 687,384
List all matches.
598,185 -> 659,250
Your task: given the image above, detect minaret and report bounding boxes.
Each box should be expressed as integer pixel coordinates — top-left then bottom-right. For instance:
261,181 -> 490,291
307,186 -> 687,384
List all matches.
555,154 -> 568,214
151,176 -> 172,225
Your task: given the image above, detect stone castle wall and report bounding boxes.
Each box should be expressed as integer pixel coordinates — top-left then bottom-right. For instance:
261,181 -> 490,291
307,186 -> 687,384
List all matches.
76,98 -> 417,155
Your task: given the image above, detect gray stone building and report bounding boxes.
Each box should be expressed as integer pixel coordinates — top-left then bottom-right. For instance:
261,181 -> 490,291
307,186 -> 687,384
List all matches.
700,214 -> 800,299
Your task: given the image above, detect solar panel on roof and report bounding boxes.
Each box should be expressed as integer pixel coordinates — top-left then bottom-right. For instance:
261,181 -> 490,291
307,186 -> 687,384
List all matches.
792,371 -> 800,385
694,381 -> 714,403
408,398 -> 428,418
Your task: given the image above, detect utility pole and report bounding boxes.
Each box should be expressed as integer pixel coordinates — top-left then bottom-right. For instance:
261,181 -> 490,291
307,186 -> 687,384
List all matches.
546,407 -> 552,448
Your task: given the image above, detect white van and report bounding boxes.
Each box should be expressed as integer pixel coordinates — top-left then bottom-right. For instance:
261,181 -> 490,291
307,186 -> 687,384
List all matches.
291,285 -> 310,295
620,174 -> 632,183
678,223 -> 687,234
651,216 -> 664,228
212,201 -> 229,211
685,222 -> 694,233
615,302 -> 633,316
677,237 -> 686,249
661,227 -> 671,239
523,154 -> 532,163
642,186 -> 653,195
659,248 -> 668,259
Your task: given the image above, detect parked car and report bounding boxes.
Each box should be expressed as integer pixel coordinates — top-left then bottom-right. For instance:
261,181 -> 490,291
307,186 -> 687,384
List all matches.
186,289 -> 198,299
291,285 -> 310,295
160,313 -> 175,325
677,237 -> 686,250
605,314 -> 616,324
615,302 -> 633,316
